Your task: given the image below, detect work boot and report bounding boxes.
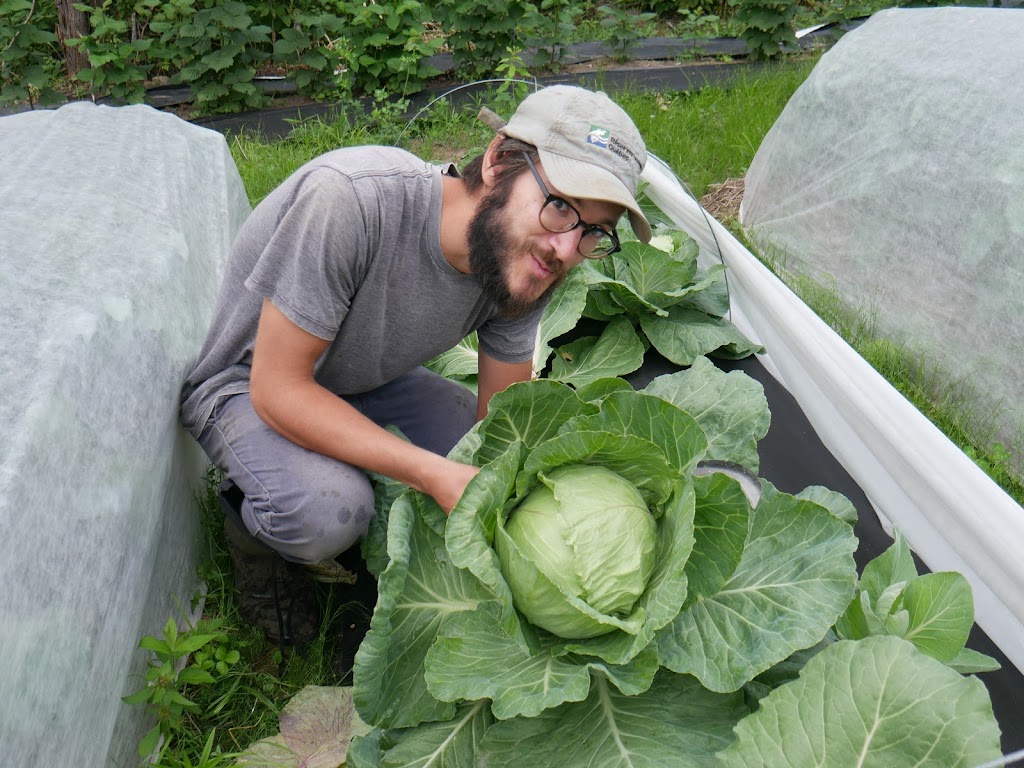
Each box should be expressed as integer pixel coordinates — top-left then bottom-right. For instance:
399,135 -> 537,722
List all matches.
305,558 -> 358,585
222,513 -> 320,648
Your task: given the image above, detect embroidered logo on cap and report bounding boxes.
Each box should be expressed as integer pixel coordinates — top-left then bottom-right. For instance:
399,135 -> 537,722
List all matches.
586,126 -> 611,148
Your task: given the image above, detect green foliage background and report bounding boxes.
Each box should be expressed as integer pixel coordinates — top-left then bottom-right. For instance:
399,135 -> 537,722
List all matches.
0,0 -> 926,114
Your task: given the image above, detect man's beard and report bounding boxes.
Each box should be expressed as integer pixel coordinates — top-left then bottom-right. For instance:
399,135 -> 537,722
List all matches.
467,188 -> 566,320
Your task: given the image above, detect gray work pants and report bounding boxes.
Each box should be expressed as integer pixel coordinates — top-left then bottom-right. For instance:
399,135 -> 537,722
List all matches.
196,367 -> 477,564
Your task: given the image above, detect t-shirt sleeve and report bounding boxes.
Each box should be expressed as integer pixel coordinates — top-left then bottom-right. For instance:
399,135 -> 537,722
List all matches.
244,169 -> 370,340
476,300 -> 547,363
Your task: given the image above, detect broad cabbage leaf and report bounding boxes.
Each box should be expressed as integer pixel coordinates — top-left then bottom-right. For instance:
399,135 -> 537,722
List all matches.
718,637 -> 1002,767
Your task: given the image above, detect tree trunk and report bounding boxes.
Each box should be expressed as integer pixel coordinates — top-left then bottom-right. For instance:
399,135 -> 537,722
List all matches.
55,0 -> 91,78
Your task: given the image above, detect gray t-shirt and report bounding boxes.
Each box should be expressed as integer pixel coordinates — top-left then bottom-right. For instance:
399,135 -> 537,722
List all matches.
180,146 -> 543,438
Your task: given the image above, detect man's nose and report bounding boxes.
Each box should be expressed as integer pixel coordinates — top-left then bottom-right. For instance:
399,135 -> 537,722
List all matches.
548,228 -> 583,265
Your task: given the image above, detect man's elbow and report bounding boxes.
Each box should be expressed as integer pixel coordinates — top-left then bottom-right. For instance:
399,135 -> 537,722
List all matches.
249,366 -> 319,434
248,370 -> 278,426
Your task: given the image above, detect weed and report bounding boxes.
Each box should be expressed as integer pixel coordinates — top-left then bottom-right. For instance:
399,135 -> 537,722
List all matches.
121,616 -> 239,760
368,88 -> 412,141
149,730 -> 237,768
529,0 -> 583,73
597,4 -> 658,62
492,48 -> 535,115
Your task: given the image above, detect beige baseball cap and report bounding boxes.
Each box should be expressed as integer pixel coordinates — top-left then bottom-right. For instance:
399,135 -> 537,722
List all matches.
481,85 -> 651,243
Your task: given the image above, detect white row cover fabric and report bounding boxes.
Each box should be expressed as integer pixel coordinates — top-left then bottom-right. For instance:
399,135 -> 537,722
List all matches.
0,103 -> 250,766
741,7 -> 1024,475
642,151 -> 1024,676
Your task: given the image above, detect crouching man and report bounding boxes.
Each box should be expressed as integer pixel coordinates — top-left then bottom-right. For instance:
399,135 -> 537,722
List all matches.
180,85 -> 652,643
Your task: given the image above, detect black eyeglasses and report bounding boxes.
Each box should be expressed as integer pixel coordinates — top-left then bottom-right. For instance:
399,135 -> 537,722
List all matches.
522,153 -> 621,259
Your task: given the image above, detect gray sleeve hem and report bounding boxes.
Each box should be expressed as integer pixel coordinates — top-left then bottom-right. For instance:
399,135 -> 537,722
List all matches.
244,275 -> 338,341
477,338 -> 535,364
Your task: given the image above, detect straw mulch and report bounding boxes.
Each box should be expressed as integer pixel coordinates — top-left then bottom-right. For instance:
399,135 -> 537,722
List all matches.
699,177 -> 745,223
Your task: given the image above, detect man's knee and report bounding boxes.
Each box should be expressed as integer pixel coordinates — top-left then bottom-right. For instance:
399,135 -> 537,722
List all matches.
242,471 -> 376,564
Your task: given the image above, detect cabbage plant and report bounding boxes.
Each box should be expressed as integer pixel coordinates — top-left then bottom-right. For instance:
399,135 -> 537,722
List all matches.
532,230 -> 762,388
350,360 -> 1003,767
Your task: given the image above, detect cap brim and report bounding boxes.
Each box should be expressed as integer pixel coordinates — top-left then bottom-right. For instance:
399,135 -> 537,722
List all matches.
538,148 -> 652,243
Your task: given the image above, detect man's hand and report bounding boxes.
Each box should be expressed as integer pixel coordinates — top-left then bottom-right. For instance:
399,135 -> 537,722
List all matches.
424,459 -> 480,514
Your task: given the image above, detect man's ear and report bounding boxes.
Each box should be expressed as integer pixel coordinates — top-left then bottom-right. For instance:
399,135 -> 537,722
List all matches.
480,134 -> 505,188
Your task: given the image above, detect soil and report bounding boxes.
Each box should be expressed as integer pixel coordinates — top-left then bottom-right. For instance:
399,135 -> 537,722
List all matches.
561,56 -> 730,74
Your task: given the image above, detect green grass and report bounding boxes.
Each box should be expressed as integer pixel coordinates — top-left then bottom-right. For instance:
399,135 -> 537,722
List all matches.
228,111 -> 380,207
145,58 -> 1020,766
229,87 -> 509,206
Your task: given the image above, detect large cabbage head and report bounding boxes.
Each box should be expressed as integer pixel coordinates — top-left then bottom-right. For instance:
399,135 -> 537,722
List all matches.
495,464 -> 657,639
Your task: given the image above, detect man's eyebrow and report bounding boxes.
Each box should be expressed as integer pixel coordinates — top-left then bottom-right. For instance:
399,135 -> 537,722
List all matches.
572,196 -> 624,228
